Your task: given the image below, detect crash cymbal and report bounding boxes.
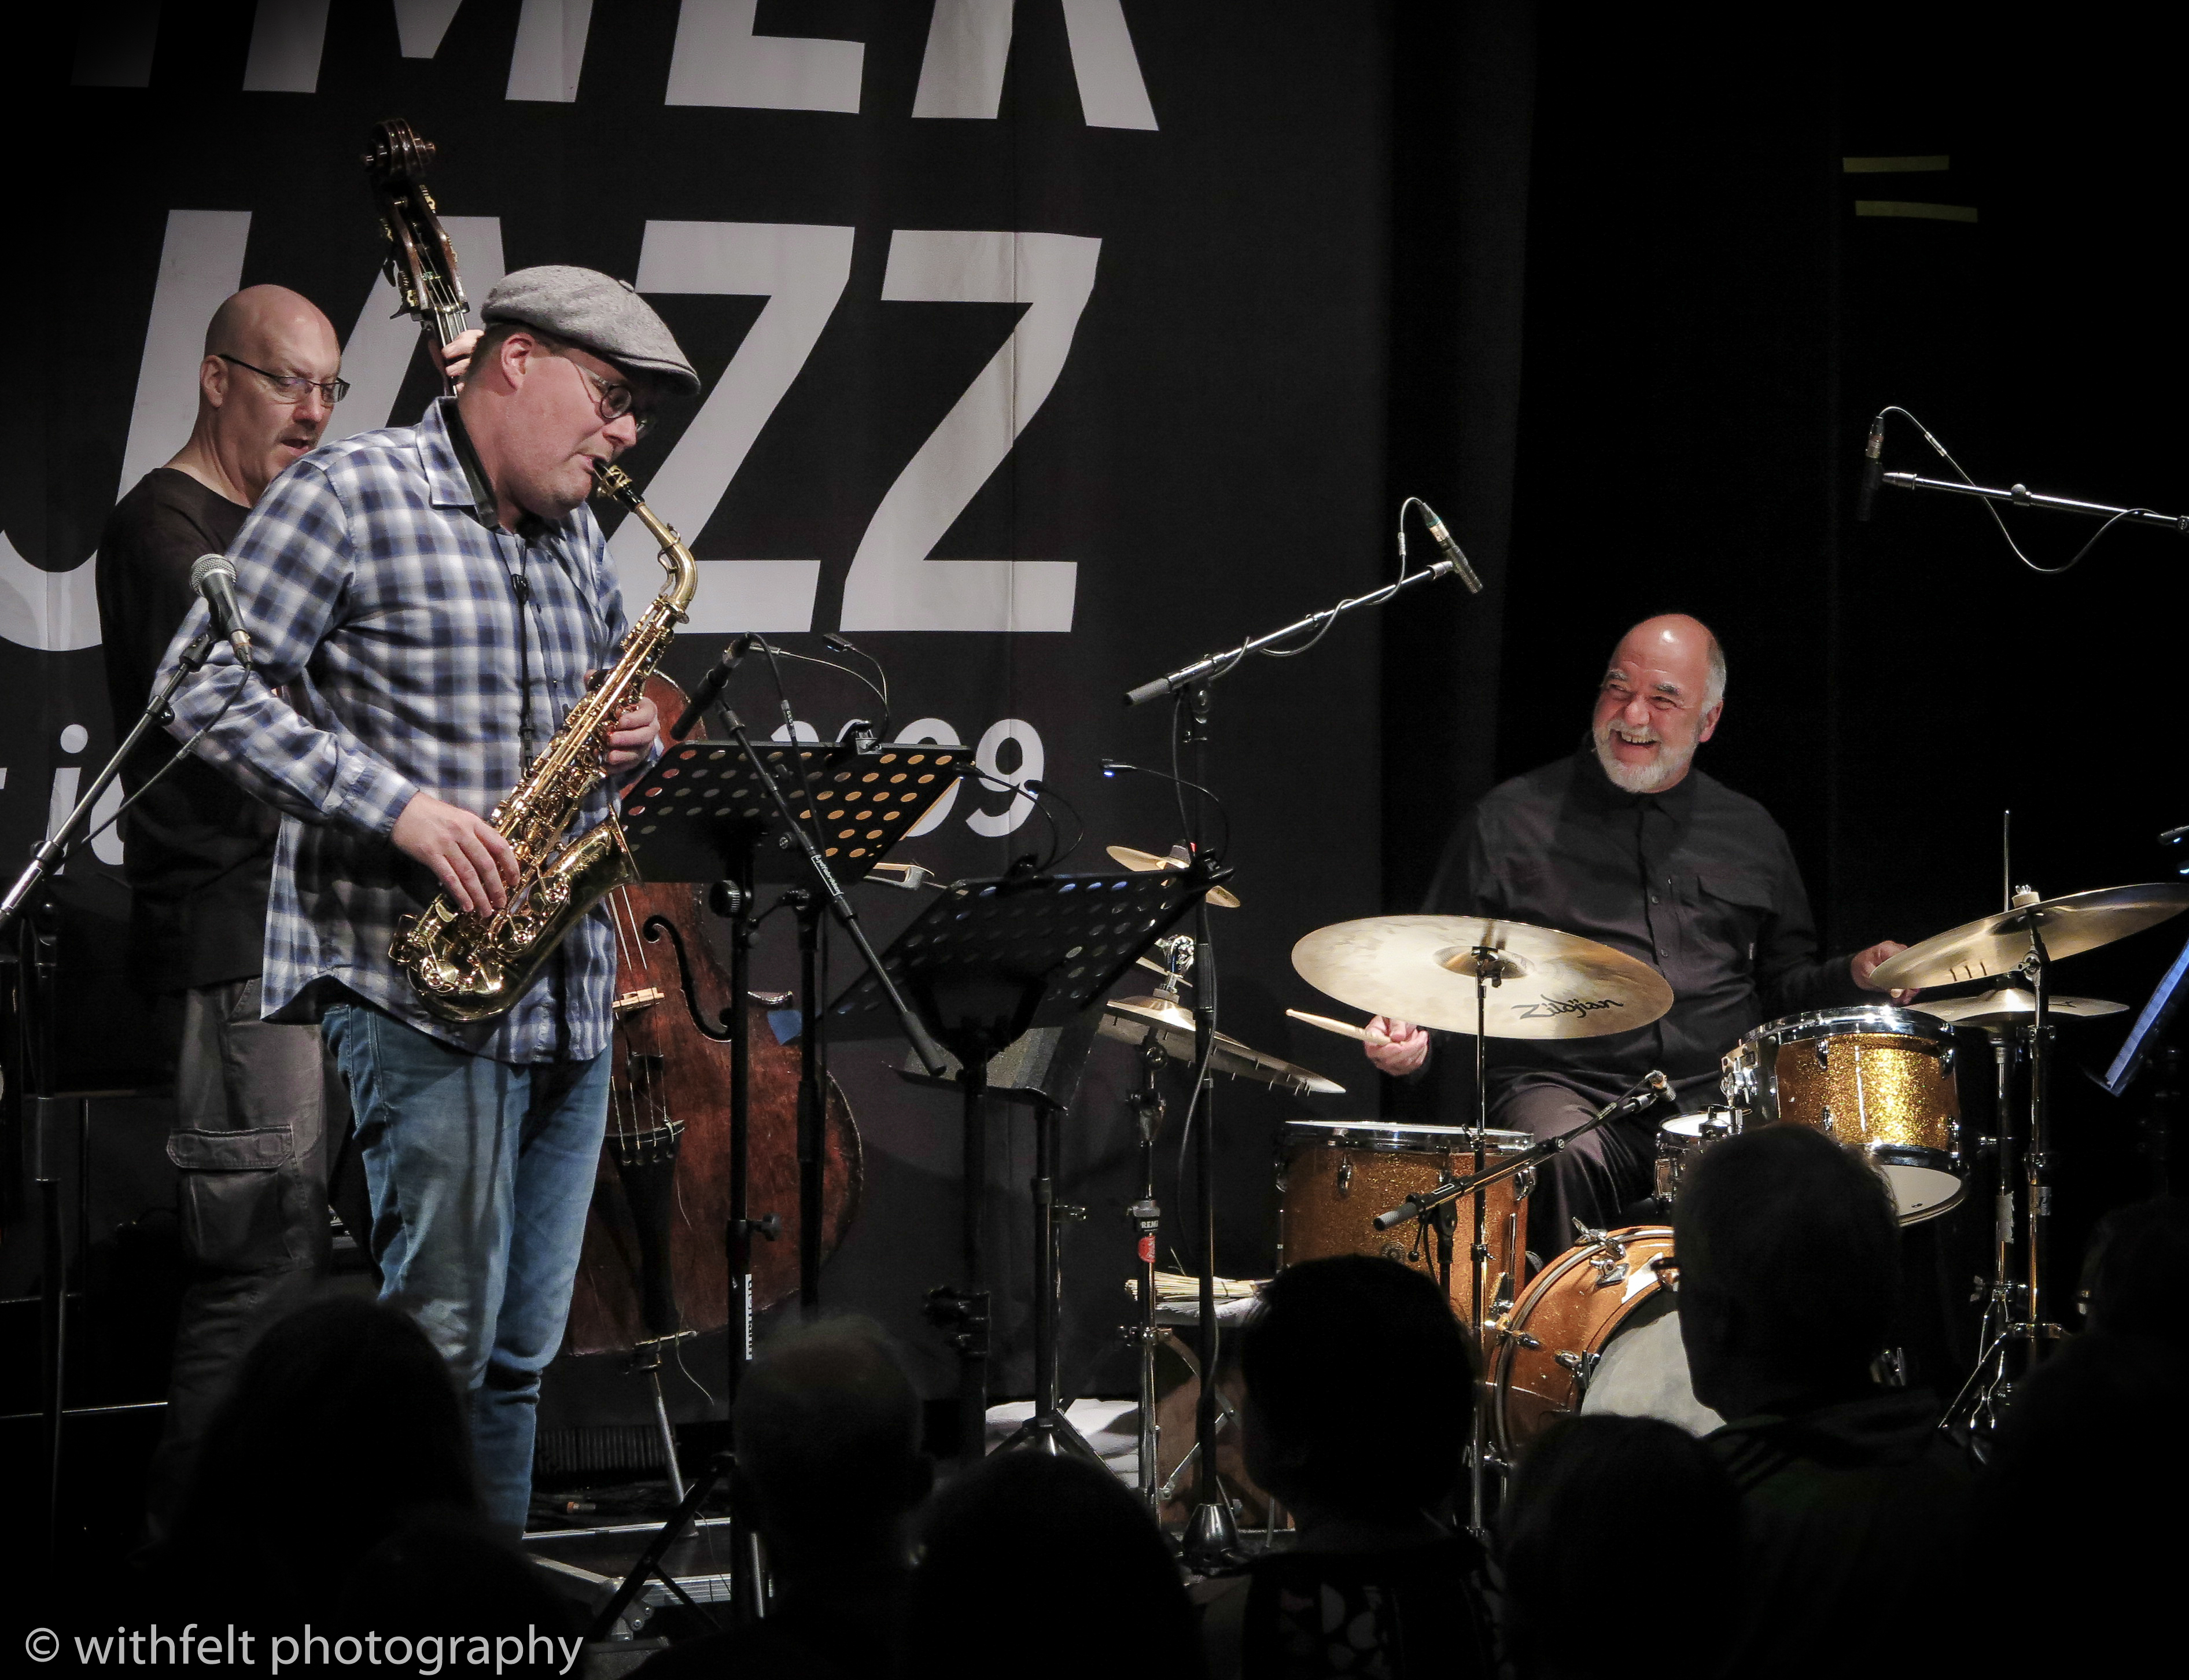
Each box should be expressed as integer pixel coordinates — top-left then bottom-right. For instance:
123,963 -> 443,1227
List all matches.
1871,883 -> 2189,992
1290,915 -> 1673,1040
1105,844 -> 1241,909
1917,988 -> 2129,1027
1100,996 -> 1343,1095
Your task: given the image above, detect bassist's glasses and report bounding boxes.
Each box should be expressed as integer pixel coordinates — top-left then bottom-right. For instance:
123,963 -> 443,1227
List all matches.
216,354 -> 351,404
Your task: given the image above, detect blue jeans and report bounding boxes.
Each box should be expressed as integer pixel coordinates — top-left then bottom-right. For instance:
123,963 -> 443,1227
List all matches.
322,999 -> 609,1534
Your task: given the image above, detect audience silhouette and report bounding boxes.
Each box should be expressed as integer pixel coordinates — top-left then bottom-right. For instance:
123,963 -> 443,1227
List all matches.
639,1316 -> 933,1678
1975,1196 -> 2188,1660
906,1447 -> 1203,1680
1198,1253 -> 1496,1679
1675,1125 -> 1972,1677
1498,1414 -> 1740,1679
141,1294 -> 572,1662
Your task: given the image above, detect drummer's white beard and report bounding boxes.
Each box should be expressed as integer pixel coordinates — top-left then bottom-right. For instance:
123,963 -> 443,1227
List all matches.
1593,718 -> 1697,794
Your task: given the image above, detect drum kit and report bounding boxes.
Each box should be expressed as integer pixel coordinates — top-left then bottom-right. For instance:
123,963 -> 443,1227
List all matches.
1101,832 -> 2188,1519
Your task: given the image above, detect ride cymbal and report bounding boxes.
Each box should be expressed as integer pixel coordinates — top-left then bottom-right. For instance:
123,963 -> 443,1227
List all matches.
1870,884 -> 2189,992
1100,996 -> 1343,1095
1105,844 -> 1241,909
1290,915 -> 1672,1040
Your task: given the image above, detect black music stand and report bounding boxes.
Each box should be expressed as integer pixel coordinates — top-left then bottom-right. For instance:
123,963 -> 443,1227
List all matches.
596,736 -> 966,1626
828,867 -> 1222,1465
899,1014 -> 1105,1464
617,734 -> 970,1327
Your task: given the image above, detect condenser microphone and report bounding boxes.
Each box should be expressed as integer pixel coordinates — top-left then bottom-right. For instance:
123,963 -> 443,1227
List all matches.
1416,503 -> 1485,594
672,635 -> 753,739
190,554 -> 253,666
1857,413 -> 1886,522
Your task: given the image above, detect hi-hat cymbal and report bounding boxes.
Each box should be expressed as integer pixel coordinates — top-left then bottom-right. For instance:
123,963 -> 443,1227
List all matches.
1871,884 -> 2189,992
1100,997 -> 1343,1095
1291,915 -> 1672,1040
1105,845 -> 1241,909
1916,988 -> 2129,1027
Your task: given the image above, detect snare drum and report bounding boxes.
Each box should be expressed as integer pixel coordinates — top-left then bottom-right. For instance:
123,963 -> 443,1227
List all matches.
1277,1120 -> 1533,1340
1722,1005 -> 1963,1224
1653,1108 -> 1740,1207
1491,1226 -> 1722,1454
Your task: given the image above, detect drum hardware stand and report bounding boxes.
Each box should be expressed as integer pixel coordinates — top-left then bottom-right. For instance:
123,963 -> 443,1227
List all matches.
1944,903 -> 2072,1443
1126,1033 -> 1169,1509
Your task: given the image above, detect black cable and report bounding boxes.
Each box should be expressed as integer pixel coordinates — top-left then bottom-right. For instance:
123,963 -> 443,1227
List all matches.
765,646 -> 889,720
1100,758 -> 1233,867
74,662 -> 252,855
751,636 -> 832,853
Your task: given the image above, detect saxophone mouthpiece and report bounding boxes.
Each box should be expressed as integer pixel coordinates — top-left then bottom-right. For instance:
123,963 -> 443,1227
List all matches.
591,460 -> 633,501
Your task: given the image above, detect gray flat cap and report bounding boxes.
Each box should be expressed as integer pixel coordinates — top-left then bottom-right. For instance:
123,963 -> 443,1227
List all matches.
482,265 -> 699,395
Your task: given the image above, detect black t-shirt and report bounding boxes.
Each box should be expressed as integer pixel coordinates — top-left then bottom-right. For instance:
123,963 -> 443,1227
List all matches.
95,467 -> 275,992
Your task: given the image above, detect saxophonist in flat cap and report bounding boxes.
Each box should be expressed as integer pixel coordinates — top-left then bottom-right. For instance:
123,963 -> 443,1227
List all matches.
164,267 -> 699,1533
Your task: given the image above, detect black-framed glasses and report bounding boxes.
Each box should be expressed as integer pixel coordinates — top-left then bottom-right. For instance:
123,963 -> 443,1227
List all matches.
565,359 -> 654,438
216,353 -> 349,404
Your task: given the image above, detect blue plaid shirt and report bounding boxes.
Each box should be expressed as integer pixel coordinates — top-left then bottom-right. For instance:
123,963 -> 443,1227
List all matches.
164,399 -> 633,1064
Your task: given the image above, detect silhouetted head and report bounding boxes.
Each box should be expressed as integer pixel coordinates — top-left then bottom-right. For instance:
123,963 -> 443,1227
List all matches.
2081,1197 -> 2189,1347
1501,1415 -> 1741,1678
908,1451 -> 1199,1680
1675,1125 -> 1900,1416
160,1295 -> 474,1620
734,1317 -> 930,1574
1240,1254 -> 1473,1524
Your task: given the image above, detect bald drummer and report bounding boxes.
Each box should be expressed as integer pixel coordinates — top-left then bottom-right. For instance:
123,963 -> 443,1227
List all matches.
1365,615 -> 1915,1247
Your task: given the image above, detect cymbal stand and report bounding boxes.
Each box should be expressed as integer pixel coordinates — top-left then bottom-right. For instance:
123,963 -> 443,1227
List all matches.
1944,912 -> 2069,1442
1126,1031 -> 1168,1509
1465,946 -> 1501,1538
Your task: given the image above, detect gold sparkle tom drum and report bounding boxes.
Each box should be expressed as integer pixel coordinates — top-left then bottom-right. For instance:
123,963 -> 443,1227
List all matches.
1277,1119 -> 1532,1346
1721,1005 -> 1963,1224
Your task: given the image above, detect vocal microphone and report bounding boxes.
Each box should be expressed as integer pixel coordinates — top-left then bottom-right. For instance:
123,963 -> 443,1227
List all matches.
672,634 -> 754,739
1857,412 -> 1885,522
189,554 -> 254,666
1416,503 -> 1485,594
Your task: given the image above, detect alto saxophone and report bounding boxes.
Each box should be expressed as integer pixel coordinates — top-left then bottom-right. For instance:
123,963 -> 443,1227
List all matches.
390,462 -> 698,1022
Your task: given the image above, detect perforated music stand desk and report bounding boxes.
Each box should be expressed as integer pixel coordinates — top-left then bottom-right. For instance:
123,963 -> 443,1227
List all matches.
616,738 -> 972,886
827,866 -> 1222,1464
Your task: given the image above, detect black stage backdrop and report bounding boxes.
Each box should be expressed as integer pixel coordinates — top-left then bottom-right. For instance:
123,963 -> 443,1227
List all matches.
6,1 -> 2185,1468
6,2 -> 1520,1435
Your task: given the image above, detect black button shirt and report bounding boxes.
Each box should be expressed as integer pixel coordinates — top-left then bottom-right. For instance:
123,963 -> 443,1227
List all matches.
1424,746 -> 1860,1105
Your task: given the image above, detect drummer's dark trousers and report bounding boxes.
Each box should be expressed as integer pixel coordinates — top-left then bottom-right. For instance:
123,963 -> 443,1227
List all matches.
1494,1081 -> 1660,1260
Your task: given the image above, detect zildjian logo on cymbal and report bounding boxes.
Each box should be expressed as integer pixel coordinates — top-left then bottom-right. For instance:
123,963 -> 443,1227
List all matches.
1515,996 -> 1624,1020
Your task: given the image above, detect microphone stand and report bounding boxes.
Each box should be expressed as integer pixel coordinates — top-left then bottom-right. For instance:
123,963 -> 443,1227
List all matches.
1880,471 -> 2189,533
1121,548 -> 1474,1570
1373,1071 -> 1671,1230
1,630 -> 216,1564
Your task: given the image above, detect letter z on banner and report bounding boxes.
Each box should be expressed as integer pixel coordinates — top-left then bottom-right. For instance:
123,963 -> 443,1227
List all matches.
839,230 -> 1099,633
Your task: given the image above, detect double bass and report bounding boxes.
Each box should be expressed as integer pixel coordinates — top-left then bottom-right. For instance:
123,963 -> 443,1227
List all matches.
362,120 -> 859,1364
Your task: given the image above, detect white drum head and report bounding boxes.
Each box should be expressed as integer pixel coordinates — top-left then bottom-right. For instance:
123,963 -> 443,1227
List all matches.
1578,1310 -> 1725,1438
1883,1163 -> 1964,1226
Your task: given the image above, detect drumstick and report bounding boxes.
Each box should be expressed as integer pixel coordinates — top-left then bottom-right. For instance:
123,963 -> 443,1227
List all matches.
1287,1008 -> 1390,1047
